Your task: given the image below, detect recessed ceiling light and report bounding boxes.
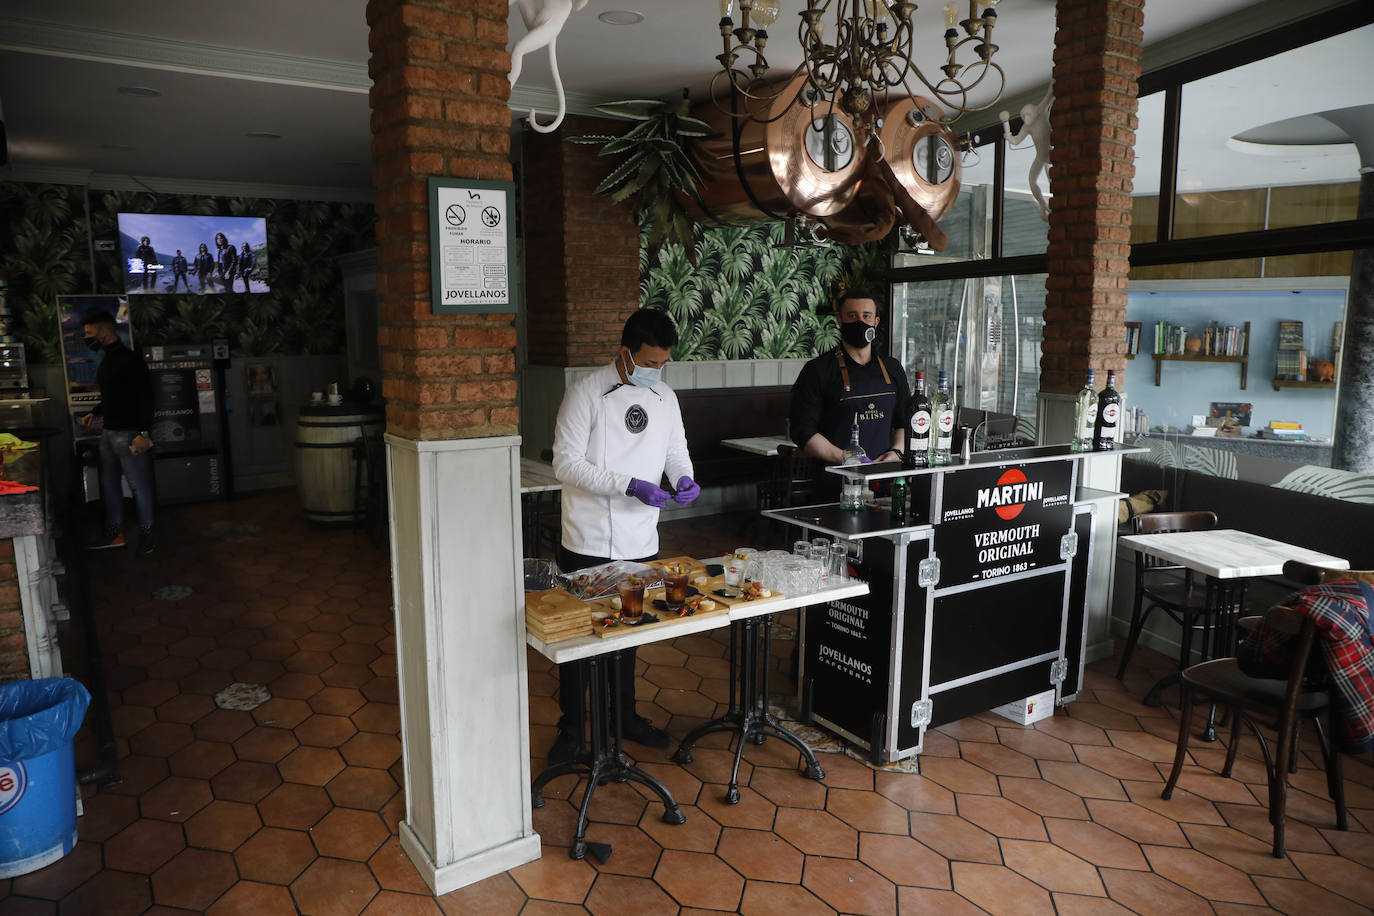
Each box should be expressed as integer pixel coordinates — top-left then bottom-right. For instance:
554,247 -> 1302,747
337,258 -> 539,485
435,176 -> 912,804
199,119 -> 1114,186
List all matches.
598,10 -> 644,25
116,86 -> 161,98
245,131 -> 282,140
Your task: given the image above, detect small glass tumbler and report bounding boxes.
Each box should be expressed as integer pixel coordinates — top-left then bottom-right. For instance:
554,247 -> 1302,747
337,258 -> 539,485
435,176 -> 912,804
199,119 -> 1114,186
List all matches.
617,578 -> 645,620
828,542 -> 848,584
663,569 -> 689,612
809,544 -> 830,586
793,540 -> 810,557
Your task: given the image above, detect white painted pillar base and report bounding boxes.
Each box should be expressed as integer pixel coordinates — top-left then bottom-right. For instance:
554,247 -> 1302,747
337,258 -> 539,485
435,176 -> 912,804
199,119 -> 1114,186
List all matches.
385,434 -> 541,895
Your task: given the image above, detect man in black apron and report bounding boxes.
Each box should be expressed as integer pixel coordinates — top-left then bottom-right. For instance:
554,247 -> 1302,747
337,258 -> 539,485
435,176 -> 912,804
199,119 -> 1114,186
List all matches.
789,288 -> 910,498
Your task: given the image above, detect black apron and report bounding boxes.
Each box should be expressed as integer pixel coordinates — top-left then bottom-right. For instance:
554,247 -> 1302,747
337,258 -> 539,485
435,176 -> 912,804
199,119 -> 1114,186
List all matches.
816,348 -> 898,498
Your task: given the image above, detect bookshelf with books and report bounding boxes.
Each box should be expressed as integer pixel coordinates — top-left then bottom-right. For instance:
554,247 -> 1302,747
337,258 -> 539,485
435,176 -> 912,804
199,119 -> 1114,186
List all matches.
1150,320 -> 1250,389
1124,321 -> 1141,359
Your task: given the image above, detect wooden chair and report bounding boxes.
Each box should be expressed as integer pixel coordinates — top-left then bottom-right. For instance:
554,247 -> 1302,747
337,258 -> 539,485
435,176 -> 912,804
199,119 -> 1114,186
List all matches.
757,444 -> 815,510
1162,574 -> 1348,857
1115,510 -> 1220,680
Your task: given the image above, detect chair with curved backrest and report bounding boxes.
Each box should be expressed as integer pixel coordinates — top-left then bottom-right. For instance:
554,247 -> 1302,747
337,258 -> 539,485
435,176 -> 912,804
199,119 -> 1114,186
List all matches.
757,444 -> 816,511
1115,510 -> 1220,680
1162,559 -> 1348,857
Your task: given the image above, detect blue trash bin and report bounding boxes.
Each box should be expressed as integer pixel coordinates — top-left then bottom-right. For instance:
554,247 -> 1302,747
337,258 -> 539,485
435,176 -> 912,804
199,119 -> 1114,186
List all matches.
0,678 -> 91,878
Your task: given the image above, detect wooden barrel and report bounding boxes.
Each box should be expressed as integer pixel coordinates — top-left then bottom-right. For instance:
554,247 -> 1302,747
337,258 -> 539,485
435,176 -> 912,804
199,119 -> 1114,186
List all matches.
295,405 -> 384,526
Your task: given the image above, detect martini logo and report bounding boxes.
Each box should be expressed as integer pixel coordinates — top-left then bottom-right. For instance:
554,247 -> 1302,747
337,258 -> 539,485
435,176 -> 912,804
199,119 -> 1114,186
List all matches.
1102,403 -> 1120,424
976,468 -> 1043,521
0,763 -> 28,816
910,410 -> 931,435
936,409 -> 955,433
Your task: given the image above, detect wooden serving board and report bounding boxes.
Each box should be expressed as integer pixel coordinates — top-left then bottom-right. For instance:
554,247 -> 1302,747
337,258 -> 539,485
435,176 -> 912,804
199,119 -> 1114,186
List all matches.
525,588 -> 594,642
697,576 -> 786,607
590,588 -> 729,639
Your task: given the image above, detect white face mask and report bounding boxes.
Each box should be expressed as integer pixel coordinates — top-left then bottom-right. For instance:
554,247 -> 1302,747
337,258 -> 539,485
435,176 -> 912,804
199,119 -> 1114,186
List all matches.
622,350 -> 662,388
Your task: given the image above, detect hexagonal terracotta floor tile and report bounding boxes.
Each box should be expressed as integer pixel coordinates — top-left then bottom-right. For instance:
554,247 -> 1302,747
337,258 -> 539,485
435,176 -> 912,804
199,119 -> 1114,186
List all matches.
326,766 -> 399,810
150,847 -> 237,912
234,826 -> 319,885
717,827 -> 804,883
952,862 -> 1056,916
104,818 -> 186,873
637,803 -> 721,853
341,732 -> 402,769
654,849 -> 745,910
210,759 -> 282,804
859,832 -> 951,890
1039,761 -> 1129,801
956,794 -> 1047,841
1044,817 -> 1150,871
826,787 -> 914,835
351,702 -> 400,733
279,746 -> 345,785
232,726 -> 300,764
252,697 -> 313,730
369,836 -> 433,894
695,785 -> 777,831
291,857 -> 381,916
310,807 -> 389,860
1086,799 -> 1188,847
310,686 -> 367,716
140,776 -> 213,823
773,808 -> 857,858
1099,867 -> 1213,915
1000,838 -> 1105,896
259,782 -> 333,829
802,855 -> 897,916
1252,874 -> 1373,916
57,868 -> 151,916
507,846 -> 597,903
184,799 -> 262,851
204,880 -> 298,916
907,812 -> 1001,865
958,740 -> 1040,778
916,756 -> 1000,796
295,713 -> 358,748
167,739 -> 236,780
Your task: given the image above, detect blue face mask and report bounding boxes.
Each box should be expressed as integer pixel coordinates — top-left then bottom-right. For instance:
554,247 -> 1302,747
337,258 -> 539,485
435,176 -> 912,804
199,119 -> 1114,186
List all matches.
622,350 -> 662,388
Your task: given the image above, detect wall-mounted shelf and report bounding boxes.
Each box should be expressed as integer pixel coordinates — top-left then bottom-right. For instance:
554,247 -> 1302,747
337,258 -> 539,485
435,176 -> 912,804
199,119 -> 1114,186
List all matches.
1152,354 -> 1248,389
1271,379 -> 1336,391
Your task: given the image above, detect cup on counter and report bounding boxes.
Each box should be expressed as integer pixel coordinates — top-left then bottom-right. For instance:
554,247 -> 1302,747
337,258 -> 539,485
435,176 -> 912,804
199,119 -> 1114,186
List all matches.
327,394 -> 343,406
662,566 -> 689,612
828,542 -> 849,584
328,382 -> 340,398
617,577 -> 646,620
793,540 -> 810,558
311,391 -> 323,404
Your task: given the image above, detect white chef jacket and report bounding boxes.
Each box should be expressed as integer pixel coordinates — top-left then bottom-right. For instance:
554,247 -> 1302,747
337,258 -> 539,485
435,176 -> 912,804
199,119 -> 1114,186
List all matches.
553,362 -> 694,560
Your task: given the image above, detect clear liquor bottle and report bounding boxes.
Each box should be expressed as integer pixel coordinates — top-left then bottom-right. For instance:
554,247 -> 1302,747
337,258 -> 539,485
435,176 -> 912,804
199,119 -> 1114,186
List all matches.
1071,369 -> 1097,452
1092,370 -> 1123,451
929,370 -> 954,466
839,415 -> 867,510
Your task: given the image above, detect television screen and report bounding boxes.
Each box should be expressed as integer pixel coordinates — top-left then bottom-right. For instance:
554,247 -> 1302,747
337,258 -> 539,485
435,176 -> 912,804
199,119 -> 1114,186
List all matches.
117,212 -> 270,295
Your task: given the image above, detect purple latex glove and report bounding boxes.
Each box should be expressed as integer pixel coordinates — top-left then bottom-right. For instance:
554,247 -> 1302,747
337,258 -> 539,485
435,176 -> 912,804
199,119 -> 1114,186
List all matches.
628,478 -> 672,508
859,456 -> 874,464
673,476 -> 701,505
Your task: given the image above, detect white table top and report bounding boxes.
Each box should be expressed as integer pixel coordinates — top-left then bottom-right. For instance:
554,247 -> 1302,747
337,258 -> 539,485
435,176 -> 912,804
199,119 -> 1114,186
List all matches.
526,579 -> 870,663
519,457 -> 562,494
1118,528 -> 1349,580
720,435 -> 793,457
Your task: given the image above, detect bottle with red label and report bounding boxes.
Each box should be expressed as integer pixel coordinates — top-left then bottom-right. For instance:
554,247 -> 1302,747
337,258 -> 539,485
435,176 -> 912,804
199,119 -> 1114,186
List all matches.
905,370 -> 931,469
930,370 -> 955,466
1092,369 -> 1123,451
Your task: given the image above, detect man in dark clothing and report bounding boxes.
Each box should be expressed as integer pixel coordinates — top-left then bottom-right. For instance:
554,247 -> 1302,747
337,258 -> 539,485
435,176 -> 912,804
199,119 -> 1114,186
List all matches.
133,236 -> 157,290
193,243 -> 214,292
237,243 -> 255,292
81,310 -> 156,555
789,288 -> 910,498
170,250 -> 190,293
214,232 -> 237,292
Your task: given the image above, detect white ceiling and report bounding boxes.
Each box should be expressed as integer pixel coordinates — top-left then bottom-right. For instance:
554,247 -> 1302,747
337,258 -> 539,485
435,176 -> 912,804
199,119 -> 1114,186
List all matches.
0,0 -> 1365,202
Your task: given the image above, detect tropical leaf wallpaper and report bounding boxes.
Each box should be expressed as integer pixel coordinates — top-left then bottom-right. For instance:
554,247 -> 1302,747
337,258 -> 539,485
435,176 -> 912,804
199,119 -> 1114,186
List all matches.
639,221 -> 886,362
0,182 -> 375,363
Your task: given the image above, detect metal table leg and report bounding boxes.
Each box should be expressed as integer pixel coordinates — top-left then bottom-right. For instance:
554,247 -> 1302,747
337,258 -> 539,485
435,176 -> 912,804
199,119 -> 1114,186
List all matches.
671,616 -> 825,804
531,650 -> 685,861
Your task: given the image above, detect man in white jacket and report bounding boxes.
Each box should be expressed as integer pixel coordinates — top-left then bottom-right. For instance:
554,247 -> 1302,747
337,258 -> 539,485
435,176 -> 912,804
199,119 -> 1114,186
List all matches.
549,309 -> 699,764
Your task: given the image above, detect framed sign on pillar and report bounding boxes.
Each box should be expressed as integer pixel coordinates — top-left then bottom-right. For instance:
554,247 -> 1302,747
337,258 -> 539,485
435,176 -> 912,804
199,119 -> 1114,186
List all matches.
428,178 -> 518,315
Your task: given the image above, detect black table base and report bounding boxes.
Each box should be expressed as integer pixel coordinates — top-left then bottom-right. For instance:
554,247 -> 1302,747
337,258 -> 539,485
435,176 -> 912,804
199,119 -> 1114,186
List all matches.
1142,578 -> 1245,742
531,651 -> 686,861
671,615 -> 824,804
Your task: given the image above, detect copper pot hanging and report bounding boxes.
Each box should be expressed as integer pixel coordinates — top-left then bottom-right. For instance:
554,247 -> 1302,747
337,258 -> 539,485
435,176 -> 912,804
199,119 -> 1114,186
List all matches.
682,74 -> 865,225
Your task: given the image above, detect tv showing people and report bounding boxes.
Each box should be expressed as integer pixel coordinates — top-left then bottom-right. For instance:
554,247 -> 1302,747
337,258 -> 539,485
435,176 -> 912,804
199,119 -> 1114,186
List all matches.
117,213 -> 270,295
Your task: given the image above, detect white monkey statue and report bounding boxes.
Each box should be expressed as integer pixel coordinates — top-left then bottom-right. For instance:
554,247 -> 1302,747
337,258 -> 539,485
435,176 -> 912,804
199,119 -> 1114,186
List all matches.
999,87 -> 1054,221
508,0 -> 589,134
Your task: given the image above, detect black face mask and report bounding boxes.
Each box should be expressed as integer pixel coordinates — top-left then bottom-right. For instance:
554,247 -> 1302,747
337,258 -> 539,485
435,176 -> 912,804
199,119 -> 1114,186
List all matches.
84,336 -> 103,352
840,319 -> 877,349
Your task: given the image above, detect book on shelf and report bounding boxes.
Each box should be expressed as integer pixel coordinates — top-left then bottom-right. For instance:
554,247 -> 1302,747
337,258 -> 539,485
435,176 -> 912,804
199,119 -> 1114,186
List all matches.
1274,348 -> 1308,381
1277,320 -> 1304,350
1124,322 -> 1141,356
1269,421 -> 1302,430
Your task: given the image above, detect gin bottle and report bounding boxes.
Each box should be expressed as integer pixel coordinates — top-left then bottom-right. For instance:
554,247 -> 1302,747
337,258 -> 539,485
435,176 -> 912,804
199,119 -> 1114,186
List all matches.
839,416 -> 867,510
929,371 -> 954,466
1071,369 -> 1097,452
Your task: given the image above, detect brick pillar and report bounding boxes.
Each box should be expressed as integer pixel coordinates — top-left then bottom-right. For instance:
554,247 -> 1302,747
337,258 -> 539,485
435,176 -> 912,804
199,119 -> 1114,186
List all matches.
369,0 -> 518,438
1041,0 -> 1144,395
367,0 -> 540,893
522,116 -> 641,367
